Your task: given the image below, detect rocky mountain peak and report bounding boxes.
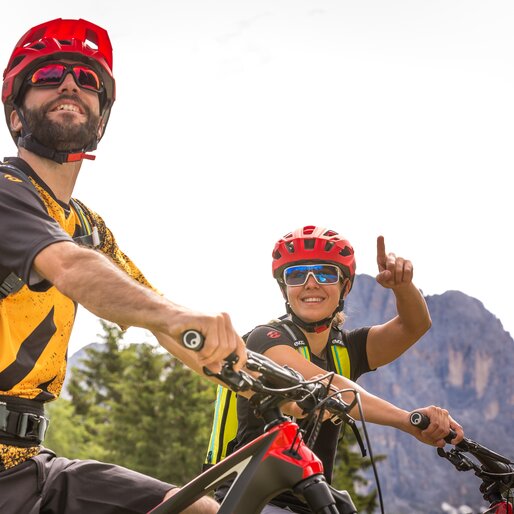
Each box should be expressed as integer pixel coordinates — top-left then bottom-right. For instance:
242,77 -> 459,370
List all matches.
344,274 -> 514,513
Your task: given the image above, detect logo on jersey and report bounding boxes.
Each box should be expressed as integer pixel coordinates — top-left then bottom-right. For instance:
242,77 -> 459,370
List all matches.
293,340 -> 307,347
331,339 -> 345,346
3,174 -> 22,183
266,330 -> 281,339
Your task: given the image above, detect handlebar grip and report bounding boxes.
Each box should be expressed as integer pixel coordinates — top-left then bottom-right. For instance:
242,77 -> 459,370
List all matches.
181,330 -> 205,351
410,411 -> 457,444
180,330 -> 240,379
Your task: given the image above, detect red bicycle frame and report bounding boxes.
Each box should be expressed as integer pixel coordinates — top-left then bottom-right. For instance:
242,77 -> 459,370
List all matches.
148,418 -> 355,514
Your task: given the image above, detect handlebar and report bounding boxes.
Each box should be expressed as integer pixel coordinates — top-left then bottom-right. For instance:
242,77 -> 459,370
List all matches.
410,411 -> 514,505
180,330 -> 355,423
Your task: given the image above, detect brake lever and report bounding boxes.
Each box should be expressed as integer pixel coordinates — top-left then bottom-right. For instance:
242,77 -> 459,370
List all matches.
203,353 -> 253,392
437,447 -> 478,472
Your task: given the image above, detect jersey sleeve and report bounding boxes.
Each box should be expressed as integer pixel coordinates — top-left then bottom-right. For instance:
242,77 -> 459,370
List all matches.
74,199 -> 155,290
0,171 -> 73,284
343,326 -> 372,381
245,325 -> 295,354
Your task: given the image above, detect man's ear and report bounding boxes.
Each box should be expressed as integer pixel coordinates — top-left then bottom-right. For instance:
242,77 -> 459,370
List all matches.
10,109 -> 22,134
97,118 -> 106,139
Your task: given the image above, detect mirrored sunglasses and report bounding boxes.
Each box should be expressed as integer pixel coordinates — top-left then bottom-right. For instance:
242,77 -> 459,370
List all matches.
28,63 -> 103,93
283,264 -> 341,287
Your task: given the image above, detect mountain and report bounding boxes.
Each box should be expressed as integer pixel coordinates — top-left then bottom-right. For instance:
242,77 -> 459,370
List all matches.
344,274 -> 514,514
62,342 -> 105,398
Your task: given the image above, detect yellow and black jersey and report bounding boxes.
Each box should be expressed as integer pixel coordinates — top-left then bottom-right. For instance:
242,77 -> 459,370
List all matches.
0,157 -> 153,403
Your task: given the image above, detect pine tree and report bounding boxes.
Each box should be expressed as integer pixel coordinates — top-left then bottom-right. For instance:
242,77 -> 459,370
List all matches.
103,341 -> 215,484
64,321 -> 215,484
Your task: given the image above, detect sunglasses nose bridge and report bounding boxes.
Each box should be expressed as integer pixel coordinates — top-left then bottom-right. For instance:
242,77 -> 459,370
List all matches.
59,68 -> 81,90
304,271 -> 321,286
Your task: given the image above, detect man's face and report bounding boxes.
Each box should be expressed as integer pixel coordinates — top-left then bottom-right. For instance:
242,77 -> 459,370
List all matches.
12,62 -> 102,151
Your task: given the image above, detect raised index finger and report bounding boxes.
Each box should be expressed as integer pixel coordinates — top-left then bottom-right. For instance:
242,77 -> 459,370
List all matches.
376,235 -> 387,270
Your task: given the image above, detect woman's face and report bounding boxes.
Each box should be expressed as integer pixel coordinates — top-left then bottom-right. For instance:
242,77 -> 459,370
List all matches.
286,269 -> 347,323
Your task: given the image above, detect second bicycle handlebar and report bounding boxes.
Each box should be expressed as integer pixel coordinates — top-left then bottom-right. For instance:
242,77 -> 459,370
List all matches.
410,411 -> 514,476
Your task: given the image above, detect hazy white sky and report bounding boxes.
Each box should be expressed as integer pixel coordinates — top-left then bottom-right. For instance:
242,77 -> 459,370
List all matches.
2,1 -> 514,355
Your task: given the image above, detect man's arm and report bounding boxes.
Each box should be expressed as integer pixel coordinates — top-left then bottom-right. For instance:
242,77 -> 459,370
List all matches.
33,240 -> 246,373
366,236 -> 432,369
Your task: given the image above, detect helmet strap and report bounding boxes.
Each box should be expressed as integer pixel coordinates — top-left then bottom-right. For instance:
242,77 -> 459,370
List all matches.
14,105 -> 97,164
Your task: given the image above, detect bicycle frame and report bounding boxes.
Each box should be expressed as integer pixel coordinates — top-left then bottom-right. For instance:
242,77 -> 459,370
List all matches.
148,417 -> 356,514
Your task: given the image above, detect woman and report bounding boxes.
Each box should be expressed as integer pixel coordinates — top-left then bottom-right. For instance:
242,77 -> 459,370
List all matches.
208,225 -> 461,514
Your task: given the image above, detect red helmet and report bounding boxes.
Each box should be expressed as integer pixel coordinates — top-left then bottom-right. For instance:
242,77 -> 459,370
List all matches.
272,225 -> 356,291
2,18 -> 116,141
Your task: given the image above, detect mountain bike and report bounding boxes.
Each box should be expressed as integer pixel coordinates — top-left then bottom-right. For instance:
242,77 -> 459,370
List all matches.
148,330 -> 372,514
410,412 -> 514,514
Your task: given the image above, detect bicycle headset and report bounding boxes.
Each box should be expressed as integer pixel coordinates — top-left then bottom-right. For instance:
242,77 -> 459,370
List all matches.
2,18 -> 116,164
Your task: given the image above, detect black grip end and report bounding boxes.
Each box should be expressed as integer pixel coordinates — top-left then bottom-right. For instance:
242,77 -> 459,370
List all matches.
181,330 -> 205,351
410,411 -> 430,430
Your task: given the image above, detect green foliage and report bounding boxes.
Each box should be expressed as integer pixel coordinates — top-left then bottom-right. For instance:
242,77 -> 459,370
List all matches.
51,320 -> 216,485
102,342 -> 215,484
332,425 -> 385,513
45,397 -> 106,460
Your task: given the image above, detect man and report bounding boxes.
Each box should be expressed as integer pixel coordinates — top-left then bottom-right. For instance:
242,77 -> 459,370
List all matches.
0,18 -> 246,514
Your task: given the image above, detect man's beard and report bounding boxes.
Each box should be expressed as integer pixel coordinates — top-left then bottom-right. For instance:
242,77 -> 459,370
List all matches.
22,95 -> 100,152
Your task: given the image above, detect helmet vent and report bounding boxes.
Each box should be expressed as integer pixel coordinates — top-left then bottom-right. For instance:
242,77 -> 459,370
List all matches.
272,250 -> 282,259
58,39 -> 72,46
85,31 -> 99,50
30,43 -> 46,50
324,229 -> 337,237
325,241 -> 335,251
304,239 -> 315,250
8,56 -> 25,71
285,242 -> 295,253
340,246 -> 352,257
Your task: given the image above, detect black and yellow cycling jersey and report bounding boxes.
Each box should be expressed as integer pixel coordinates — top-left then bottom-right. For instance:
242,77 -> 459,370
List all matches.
0,157 -> 153,404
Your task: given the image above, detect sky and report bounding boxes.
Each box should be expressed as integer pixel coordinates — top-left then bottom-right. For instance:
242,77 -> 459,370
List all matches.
2,1 -> 514,356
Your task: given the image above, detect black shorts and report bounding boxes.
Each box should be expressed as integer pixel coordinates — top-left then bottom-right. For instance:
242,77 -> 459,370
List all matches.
0,448 -> 174,514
